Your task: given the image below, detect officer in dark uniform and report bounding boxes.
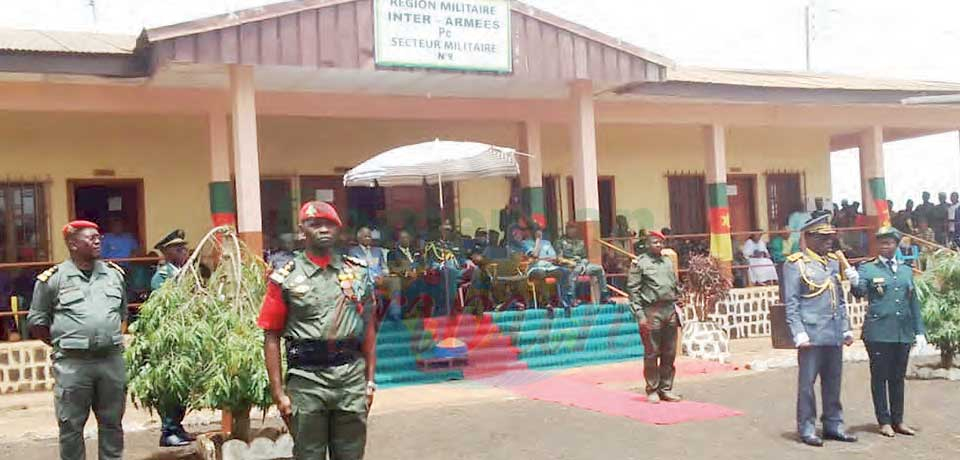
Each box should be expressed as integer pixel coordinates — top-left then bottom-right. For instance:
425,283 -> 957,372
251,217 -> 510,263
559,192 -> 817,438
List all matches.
28,220 -> 127,460
855,226 -> 927,437
386,230 -> 425,319
783,214 -> 859,446
627,230 -> 681,403
258,201 -> 377,460
149,229 -> 195,447
423,221 -> 462,316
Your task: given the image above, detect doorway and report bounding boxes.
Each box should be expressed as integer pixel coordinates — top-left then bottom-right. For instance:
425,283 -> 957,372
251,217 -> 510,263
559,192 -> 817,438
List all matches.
566,176 -> 616,237
68,179 -> 145,250
727,175 -> 758,233
261,179 -> 294,251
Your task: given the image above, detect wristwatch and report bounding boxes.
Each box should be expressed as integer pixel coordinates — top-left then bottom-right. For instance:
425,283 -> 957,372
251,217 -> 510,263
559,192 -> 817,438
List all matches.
366,381 -> 378,393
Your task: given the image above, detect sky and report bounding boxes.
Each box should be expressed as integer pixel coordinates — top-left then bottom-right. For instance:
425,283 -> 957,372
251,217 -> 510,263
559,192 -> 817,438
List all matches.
2,0 -> 959,209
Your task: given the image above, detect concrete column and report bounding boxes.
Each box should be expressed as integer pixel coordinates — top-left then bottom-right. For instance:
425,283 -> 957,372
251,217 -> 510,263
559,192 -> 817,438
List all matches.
704,124 -> 734,269
569,80 -> 602,264
858,126 -> 889,226
208,111 -> 236,227
230,65 -> 264,255
518,120 -> 546,231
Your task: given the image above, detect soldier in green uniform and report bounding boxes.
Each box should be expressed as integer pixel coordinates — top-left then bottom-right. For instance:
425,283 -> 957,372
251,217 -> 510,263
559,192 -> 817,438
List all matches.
259,201 -> 377,460
557,221 -> 610,304
626,230 -> 682,403
854,226 -> 927,438
783,214 -> 859,447
149,229 -> 195,447
27,220 -> 127,460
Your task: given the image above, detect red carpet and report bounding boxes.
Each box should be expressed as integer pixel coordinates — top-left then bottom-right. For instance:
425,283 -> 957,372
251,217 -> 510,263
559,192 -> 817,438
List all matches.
565,359 -> 738,385
510,376 -> 743,425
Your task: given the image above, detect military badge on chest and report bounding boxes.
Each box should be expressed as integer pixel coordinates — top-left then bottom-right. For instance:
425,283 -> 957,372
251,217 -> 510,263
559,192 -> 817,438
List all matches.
339,269 -> 363,314
872,278 -> 885,296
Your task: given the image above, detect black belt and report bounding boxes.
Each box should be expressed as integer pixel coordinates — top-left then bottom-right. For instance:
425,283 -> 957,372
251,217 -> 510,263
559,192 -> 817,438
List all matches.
285,338 -> 361,369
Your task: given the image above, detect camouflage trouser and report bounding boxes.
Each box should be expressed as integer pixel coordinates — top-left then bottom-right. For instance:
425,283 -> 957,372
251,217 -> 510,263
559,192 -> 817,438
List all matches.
287,361 -> 368,460
52,350 -> 126,460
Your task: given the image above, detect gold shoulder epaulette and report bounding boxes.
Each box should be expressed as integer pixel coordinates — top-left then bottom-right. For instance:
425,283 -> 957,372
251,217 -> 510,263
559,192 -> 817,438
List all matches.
36,265 -> 58,283
786,252 -> 804,263
269,260 -> 296,284
827,253 -> 839,260
343,255 -> 368,267
105,261 -> 126,277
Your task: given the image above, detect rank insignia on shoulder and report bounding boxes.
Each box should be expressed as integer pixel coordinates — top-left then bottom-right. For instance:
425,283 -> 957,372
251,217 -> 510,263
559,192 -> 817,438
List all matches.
37,265 -> 59,283
269,260 -> 296,284
786,252 -> 804,263
105,261 -> 126,277
827,252 -> 839,260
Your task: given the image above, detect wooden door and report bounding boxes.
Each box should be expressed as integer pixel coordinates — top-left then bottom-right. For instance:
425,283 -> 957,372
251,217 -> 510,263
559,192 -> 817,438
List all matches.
667,175 -> 706,234
385,186 -> 428,234
727,175 -> 757,233
766,173 -> 803,230
299,176 -> 348,224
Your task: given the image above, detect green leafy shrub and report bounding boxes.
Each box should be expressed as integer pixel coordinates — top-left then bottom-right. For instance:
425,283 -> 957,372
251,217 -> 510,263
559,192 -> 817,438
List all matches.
125,227 -> 270,438
916,251 -> 960,368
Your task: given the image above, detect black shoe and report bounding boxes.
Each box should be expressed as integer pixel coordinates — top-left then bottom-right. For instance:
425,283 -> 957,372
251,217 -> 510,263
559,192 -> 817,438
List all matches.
824,431 -> 858,443
160,433 -> 192,448
176,427 -> 196,442
800,435 -> 824,447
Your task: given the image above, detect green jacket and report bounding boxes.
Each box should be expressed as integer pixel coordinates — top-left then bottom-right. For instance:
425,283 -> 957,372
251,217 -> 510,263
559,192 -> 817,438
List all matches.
855,257 -> 925,343
27,259 -> 128,352
272,252 -> 375,343
626,252 -> 679,314
150,262 -> 180,290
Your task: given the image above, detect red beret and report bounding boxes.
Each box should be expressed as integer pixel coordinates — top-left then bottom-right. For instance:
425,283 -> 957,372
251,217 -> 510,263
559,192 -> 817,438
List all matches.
62,220 -> 99,239
647,230 -> 666,241
298,201 -> 342,226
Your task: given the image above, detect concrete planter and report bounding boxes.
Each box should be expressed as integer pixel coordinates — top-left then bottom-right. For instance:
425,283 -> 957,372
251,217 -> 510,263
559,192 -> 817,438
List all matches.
681,320 -> 730,363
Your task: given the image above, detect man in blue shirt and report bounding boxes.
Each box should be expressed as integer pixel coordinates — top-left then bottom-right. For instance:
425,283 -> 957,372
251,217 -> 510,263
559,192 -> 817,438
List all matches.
100,216 -> 139,260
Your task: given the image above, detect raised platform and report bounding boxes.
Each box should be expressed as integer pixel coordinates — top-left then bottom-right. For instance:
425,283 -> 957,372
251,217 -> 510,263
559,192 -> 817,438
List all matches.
374,303 -> 645,388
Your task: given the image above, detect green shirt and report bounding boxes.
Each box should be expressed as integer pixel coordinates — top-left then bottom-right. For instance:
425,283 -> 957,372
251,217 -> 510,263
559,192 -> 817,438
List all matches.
274,252 -> 374,342
150,262 -> 180,290
27,260 -> 127,352
626,252 -> 679,310
855,257 -> 925,343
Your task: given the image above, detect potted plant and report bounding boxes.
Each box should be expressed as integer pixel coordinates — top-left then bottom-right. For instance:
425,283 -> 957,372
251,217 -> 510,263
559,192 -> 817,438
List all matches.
916,251 -> 960,370
680,254 -> 733,362
125,227 -> 272,445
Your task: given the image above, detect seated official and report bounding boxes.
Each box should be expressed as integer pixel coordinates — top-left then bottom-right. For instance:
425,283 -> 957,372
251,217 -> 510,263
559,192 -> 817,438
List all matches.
557,221 -> 610,303
522,229 -> 573,310
423,222 -> 463,316
741,232 -> 779,286
386,230 -> 426,318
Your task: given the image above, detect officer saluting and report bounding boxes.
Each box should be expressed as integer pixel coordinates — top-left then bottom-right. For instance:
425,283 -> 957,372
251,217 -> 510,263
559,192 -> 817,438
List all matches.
783,214 -> 859,446
27,220 -> 127,460
855,226 -> 927,438
258,201 -> 377,460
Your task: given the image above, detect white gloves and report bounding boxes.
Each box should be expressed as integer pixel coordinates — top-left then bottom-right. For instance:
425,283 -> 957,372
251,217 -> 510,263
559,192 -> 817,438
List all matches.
915,335 -> 928,352
844,267 -> 859,284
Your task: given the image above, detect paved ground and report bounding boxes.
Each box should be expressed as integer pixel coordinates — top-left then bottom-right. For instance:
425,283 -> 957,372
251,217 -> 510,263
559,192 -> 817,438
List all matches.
2,340 -> 957,459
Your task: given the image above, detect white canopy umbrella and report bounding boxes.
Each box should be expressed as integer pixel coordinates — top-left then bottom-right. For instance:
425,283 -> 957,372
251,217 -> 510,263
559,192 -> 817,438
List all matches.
343,139 -> 524,209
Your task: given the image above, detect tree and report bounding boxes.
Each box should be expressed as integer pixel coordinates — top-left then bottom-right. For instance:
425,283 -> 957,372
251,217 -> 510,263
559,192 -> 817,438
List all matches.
683,254 -> 732,321
125,227 -> 271,441
916,251 -> 960,368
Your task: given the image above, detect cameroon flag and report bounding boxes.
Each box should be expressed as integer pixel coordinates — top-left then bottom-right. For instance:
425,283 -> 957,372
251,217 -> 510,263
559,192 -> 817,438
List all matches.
868,178 -> 891,227
707,183 -> 733,262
